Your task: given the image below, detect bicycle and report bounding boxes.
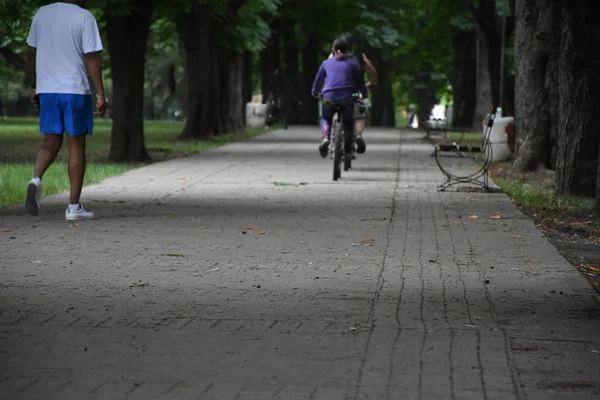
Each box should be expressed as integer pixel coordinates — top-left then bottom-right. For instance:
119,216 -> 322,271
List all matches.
322,94 -> 359,181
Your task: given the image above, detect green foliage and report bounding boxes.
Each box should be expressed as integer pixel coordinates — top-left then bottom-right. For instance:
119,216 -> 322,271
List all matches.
0,0 -> 42,47
225,0 -> 280,52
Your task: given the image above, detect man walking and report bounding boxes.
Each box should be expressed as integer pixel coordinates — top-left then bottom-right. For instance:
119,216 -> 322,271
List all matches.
25,0 -> 106,221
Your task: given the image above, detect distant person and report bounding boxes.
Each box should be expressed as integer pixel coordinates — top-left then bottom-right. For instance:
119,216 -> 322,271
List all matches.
312,37 -> 368,158
25,0 -> 106,221
328,32 -> 377,154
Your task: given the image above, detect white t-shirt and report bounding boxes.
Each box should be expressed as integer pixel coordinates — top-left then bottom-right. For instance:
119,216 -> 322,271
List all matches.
26,2 -> 103,95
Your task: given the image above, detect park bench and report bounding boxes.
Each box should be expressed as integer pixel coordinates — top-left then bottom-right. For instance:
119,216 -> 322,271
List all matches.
433,105 -> 498,192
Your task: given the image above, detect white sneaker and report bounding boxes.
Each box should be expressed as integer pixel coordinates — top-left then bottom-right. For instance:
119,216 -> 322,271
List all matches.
25,178 -> 43,216
65,204 -> 95,221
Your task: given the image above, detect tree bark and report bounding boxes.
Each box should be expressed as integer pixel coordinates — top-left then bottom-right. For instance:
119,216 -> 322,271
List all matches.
105,0 -> 155,162
513,0 -> 560,171
471,0 -> 515,117
451,30 -> 477,128
215,48 -> 244,134
473,33 -> 493,128
176,3 -> 247,138
242,52 -> 253,123
175,6 -> 213,139
371,60 -> 396,127
259,19 -> 281,103
299,39 -> 319,125
282,21 -> 300,125
555,0 -> 600,198
0,46 -> 26,73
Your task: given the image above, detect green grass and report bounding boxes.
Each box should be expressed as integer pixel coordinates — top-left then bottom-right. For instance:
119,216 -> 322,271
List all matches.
0,163 -> 134,208
494,178 -> 595,211
0,117 -> 268,208
447,132 -> 482,147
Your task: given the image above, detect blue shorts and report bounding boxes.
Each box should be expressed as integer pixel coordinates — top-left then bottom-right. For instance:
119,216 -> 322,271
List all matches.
39,94 -> 94,136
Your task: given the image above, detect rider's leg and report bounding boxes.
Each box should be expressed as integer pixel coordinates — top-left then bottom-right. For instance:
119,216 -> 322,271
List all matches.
319,102 -> 334,158
355,117 -> 366,135
354,100 -> 367,154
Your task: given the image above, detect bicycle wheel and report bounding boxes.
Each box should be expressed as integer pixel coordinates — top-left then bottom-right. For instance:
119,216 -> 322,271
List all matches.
332,121 -> 342,181
343,125 -> 353,171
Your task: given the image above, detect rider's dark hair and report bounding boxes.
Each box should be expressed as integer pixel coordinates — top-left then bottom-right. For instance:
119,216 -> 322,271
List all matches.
339,32 -> 354,50
332,37 -> 350,61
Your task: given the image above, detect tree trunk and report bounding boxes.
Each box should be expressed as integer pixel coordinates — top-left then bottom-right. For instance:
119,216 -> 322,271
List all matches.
259,19 -> 281,103
451,30 -> 477,128
555,0 -> 600,198
513,0 -> 560,171
105,0 -> 154,162
176,4 -> 247,138
0,46 -> 26,73
299,39 -> 319,125
242,52 -> 253,124
175,5 -> 213,139
371,60 -> 396,127
215,48 -> 244,134
282,22 -> 300,125
473,33 -> 493,128
471,0 -> 516,118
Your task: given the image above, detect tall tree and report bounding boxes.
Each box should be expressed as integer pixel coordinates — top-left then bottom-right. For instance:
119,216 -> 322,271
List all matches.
555,0 -> 600,199
104,0 -> 156,162
176,0 -> 277,139
451,30 -> 477,128
512,0 -> 560,172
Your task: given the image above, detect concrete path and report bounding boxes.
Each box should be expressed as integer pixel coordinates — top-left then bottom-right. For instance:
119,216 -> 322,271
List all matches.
1,127 -> 599,400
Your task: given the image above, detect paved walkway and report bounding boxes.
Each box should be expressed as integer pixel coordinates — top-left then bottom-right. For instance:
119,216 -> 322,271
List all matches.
1,127 -> 599,400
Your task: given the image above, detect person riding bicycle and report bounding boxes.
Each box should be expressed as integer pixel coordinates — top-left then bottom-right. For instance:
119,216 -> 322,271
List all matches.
328,32 -> 377,155
311,37 -> 368,158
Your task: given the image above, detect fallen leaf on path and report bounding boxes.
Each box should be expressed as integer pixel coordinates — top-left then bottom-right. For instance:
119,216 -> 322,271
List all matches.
179,176 -> 185,180
490,215 -> 502,220
361,217 -> 387,221
244,226 -> 260,230
583,265 -> 599,273
162,252 -> 184,257
258,231 -> 266,235
0,229 -> 13,232
71,223 -> 80,227
360,238 -> 376,244
199,226 -> 208,229
469,215 -> 479,220
129,281 -> 149,288
511,234 -> 521,238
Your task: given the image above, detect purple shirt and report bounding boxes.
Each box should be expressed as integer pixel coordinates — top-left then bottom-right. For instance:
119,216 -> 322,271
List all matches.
311,57 -> 368,100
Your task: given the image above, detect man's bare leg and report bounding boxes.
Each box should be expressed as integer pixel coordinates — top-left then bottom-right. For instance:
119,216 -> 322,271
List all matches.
66,135 -> 86,205
26,134 -> 63,215
34,134 -> 63,179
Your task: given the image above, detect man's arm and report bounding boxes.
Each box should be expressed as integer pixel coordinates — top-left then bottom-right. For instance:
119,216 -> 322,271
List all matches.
27,47 -> 36,88
27,46 -> 39,111
362,54 -> 377,87
84,52 -> 106,116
